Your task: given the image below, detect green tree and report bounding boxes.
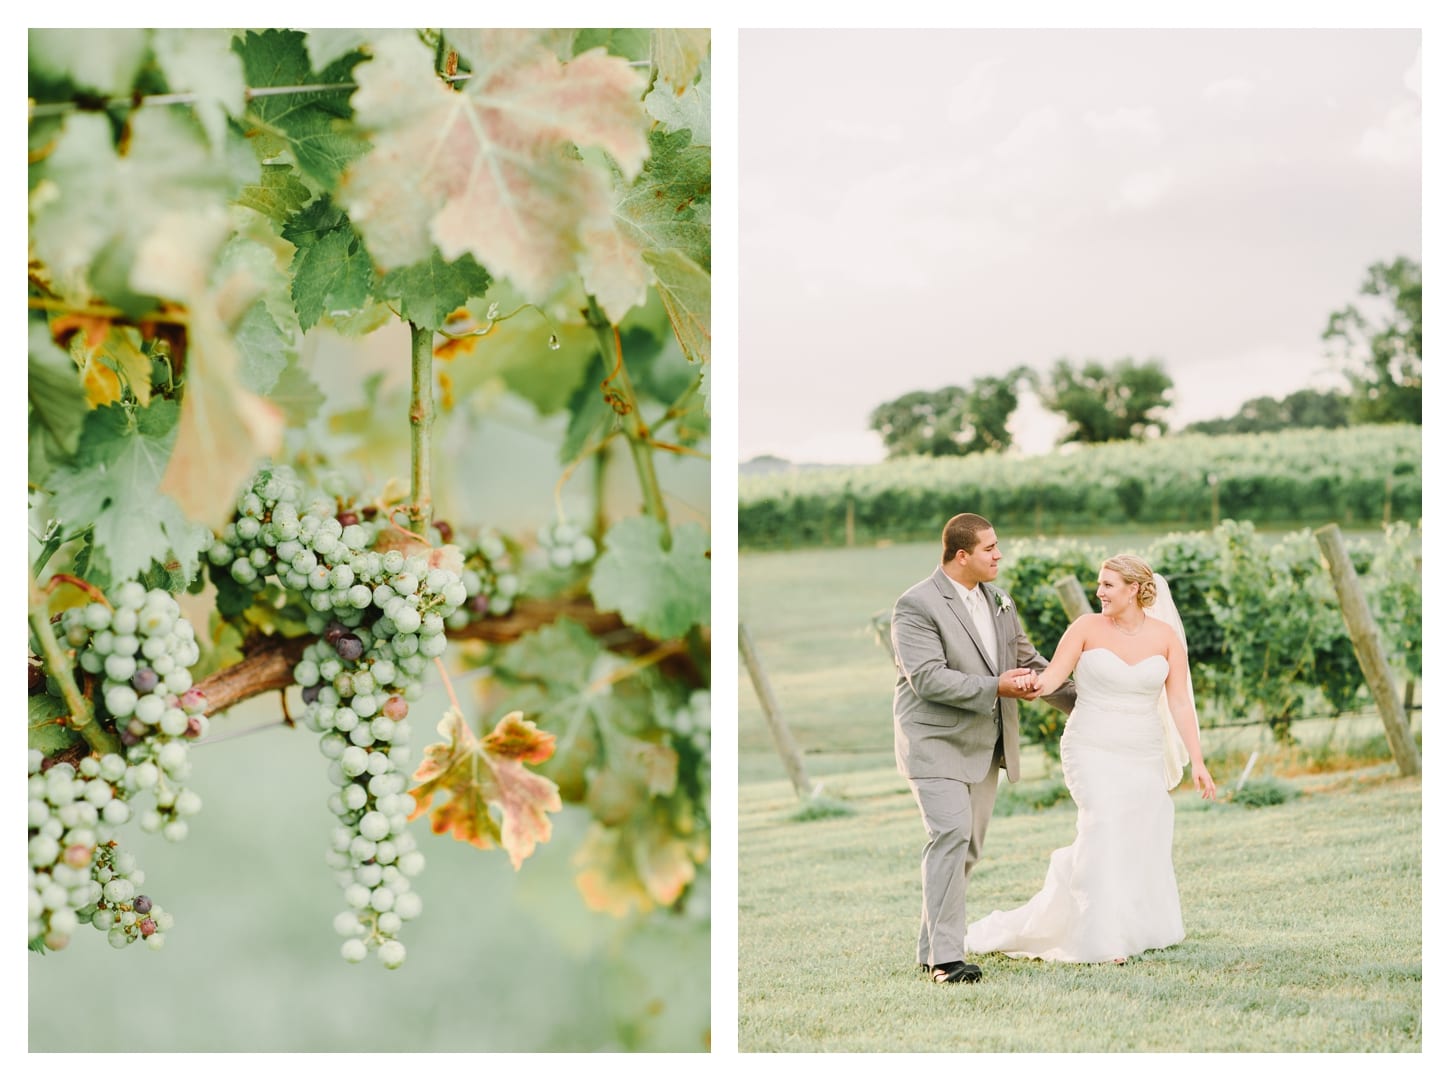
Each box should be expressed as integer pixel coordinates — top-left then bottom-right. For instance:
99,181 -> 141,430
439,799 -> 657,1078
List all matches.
1184,388 -> 1349,435
868,369 -> 1026,457
1034,357 -> 1173,444
1323,256 -> 1421,424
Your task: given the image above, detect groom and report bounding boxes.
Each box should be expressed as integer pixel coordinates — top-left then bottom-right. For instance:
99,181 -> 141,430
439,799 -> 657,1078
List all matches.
890,512 -> 1076,984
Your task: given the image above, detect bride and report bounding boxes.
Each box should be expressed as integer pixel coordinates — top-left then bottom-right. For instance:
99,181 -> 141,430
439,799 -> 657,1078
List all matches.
964,554 -> 1216,965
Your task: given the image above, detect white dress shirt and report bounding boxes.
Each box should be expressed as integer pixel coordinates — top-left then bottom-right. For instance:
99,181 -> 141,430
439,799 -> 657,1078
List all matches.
950,579 -> 998,662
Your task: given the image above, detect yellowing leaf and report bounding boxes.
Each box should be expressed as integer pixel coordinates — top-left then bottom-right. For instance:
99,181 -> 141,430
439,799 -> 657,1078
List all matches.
409,708 -> 562,870
644,249 -> 710,366
573,808 -> 705,916
650,29 -> 710,94
343,31 -> 649,304
52,315 -> 151,408
158,301 -> 284,530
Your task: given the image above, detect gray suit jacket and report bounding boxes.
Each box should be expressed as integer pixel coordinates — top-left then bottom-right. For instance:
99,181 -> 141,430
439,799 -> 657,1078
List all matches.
891,566 -> 1075,783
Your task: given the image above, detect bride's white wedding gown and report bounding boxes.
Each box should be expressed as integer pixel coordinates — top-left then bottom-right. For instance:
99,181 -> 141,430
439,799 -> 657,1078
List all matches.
965,648 -> 1185,962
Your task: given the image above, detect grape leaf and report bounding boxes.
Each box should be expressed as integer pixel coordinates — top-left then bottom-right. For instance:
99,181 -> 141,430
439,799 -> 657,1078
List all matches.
574,812 -> 704,916
265,357 -> 326,428
650,29 -> 711,95
152,28 -> 248,151
409,708 -> 562,870
234,302 -> 291,396
29,28 -> 149,98
281,197 -> 376,331
29,693 -> 79,757
645,52 -> 711,143
616,130 -> 711,273
30,110 -> 246,312
572,29 -> 652,61
302,28 -> 375,74
236,164 -> 314,225
375,250 -> 492,332
582,127 -> 710,328
436,305 -> 597,417
644,248 -> 710,366
28,322 -> 88,483
590,517 -> 710,640
233,29 -> 369,190
158,300 -> 285,533
342,30 -> 650,303
491,618 -> 603,687
48,400 -> 207,585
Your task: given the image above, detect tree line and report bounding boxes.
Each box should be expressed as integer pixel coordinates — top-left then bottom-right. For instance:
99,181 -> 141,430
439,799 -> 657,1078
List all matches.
868,256 -> 1421,457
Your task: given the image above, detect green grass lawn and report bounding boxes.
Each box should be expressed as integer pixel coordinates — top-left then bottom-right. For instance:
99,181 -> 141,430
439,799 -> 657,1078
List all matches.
738,763 -> 1421,1052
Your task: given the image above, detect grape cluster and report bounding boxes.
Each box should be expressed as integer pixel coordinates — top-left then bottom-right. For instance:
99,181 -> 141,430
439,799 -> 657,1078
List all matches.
59,583 -> 209,841
662,689 -> 710,822
536,519 -> 597,570
446,528 -> 521,630
208,465 -> 466,968
27,750 -> 172,952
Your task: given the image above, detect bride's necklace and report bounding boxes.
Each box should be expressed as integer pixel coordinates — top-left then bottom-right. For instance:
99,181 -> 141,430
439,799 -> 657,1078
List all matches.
1110,614 -> 1147,637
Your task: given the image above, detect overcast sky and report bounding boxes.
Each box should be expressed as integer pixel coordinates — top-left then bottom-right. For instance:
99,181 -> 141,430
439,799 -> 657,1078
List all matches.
737,27 -> 1423,462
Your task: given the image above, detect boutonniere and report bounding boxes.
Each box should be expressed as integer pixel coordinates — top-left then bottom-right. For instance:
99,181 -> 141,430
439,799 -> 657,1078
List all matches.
994,592 -> 1012,616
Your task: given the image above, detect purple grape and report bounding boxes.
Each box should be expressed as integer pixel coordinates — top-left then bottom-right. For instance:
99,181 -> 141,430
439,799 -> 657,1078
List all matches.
132,667 -> 160,694
469,594 -> 490,615
301,682 -> 322,705
335,633 -> 364,661
433,519 -> 454,543
133,895 -> 152,914
28,659 -> 46,696
337,510 -> 359,528
324,621 -> 347,647
139,918 -> 157,937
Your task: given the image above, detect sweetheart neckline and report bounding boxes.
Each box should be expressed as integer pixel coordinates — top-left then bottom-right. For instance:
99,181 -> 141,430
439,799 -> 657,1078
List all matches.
1082,647 -> 1168,669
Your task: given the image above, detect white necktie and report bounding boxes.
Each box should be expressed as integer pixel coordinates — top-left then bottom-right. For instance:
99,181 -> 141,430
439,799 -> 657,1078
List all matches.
968,588 -> 998,661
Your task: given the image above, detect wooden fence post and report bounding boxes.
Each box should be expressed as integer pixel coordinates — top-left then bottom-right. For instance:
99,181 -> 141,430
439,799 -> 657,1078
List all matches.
1054,574 -> 1093,620
738,623 -> 814,799
845,496 -> 855,548
1313,524 -> 1421,777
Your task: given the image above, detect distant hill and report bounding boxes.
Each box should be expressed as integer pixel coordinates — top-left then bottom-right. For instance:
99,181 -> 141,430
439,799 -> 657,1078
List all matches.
739,455 -> 851,476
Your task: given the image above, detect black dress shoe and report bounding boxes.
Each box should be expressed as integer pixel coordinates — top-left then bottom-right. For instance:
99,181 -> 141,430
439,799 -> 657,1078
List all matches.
928,960 -> 983,984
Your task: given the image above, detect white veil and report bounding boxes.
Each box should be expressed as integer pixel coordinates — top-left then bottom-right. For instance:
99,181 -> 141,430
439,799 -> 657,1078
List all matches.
1144,572 -> 1194,789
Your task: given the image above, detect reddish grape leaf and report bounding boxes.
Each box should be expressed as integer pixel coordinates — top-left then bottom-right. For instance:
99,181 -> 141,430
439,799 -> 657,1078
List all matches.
409,708 -> 562,870
342,30 -> 649,304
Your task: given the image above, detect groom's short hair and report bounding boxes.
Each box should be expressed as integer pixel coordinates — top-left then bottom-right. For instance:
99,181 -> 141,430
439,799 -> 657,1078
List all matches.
942,513 -> 993,563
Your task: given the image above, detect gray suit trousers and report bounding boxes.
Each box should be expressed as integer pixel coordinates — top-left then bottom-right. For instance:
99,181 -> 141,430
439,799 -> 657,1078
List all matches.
910,739 -> 1005,967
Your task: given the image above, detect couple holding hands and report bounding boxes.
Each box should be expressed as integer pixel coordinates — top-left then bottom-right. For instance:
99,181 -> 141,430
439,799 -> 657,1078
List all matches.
890,512 -> 1216,984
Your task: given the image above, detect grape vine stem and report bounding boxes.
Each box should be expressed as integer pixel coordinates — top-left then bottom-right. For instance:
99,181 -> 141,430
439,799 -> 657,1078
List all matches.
189,598 -> 708,718
583,296 -> 670,541
408,321 -> 434,536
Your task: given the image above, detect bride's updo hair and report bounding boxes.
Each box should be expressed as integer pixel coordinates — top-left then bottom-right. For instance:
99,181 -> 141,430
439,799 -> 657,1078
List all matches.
1102,554 -> 1157,609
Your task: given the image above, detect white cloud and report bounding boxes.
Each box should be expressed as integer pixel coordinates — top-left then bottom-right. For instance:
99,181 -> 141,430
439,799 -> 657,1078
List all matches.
1085,105 -> 1161,140
947,58 -> 1006,127
1111,167 -> 1177,211
1403,43 -> 1421,98
1356,99 -> 1420,167
1202,77 -> 1254,102
992,106 -> 1061,159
